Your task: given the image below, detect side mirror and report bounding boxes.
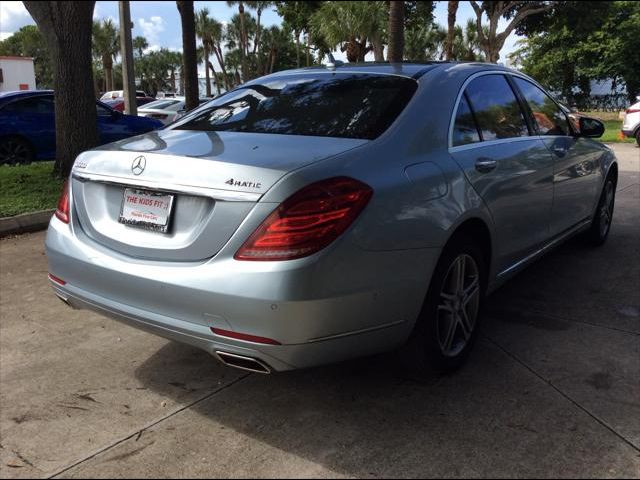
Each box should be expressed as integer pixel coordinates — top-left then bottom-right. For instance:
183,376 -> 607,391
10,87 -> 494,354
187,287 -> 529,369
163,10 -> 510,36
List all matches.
578,117 -> 605,138
111,110 -> 123,121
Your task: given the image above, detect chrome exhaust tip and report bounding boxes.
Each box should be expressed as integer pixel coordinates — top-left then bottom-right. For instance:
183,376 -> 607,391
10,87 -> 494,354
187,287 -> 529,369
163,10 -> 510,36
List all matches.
214,351 -> 272,374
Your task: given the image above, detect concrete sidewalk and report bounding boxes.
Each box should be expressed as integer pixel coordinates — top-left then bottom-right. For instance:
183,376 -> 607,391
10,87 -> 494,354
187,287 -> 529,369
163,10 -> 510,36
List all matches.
1,144 -> 638,478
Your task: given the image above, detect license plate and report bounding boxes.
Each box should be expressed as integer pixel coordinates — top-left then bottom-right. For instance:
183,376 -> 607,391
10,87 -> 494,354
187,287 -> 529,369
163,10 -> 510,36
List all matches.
118,188 -> 174,233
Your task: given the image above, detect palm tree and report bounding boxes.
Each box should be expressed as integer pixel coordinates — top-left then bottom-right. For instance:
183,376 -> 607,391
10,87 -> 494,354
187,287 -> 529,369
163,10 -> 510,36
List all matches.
132,36 -> 148,58
388,1 -> 404,62
92,19 -> 119,91
310,1 -> 386,63
196,8 -> 215,97
246,1 -> 272,74
405,23 -> 447,61
226,1 -> 248,80
446,1 -> 459,61
209,19 -> 231,91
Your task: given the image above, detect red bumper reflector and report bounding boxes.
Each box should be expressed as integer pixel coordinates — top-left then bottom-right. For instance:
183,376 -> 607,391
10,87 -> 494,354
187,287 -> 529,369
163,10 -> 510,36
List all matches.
211,328 -> 281,345
48,273 -> 66,286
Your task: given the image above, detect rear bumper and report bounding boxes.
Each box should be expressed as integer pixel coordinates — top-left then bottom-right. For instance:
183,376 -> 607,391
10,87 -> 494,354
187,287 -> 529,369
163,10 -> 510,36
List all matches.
45,216 -> 438,371
621,128 -> 636,137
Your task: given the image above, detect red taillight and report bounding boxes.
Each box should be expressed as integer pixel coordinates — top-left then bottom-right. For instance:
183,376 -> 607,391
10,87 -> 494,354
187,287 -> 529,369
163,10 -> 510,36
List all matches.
235,177 -> 373,261
48,273 -> 66,285
55,180 -> 70,224
626,108 -> 640,114
211,328 -> 281,345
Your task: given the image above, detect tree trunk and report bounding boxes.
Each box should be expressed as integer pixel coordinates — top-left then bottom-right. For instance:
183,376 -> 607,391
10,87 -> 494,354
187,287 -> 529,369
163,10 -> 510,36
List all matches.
371,32 -> 385,62
387,1 -> 405,63
446,1 -> 459,61
306,34 -> 310,66
177,1 -> 199,110
24,1 -> 98,178
238,2 -> 248,81
103,54 -> 114,92
203,43 -> 211,97
213,44 -> 230,91
209,61 -> 221,96
295,30 -> 300,68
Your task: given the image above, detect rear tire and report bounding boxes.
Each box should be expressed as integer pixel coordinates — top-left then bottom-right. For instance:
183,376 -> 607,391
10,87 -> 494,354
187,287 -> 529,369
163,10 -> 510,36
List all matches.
635,130 -> 639,147
584,176 -> 616,246
0,136 -> 34,166
399,235 -> 486,377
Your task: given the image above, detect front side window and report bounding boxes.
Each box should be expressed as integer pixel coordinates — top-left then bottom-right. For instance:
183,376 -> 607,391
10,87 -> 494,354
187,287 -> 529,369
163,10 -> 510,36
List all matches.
465,75 -> 529,141
513,77 -> 570,136
173,73 -> 417,140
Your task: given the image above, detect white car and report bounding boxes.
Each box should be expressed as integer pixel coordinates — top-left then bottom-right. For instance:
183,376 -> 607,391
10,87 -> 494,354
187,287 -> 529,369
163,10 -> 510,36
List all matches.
621,97 -> 640,146
100,90 -> 149,101
138,97 -> 210,125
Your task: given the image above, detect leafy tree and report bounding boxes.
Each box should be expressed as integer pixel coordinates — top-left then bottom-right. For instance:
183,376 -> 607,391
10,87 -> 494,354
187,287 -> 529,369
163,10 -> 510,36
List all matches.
513,1 -> 639,104
23,1 -> 98,178
0,25 -> 53,88
276,1 -> 323,66
468,1 -> 554,63
92,19 -> 120,92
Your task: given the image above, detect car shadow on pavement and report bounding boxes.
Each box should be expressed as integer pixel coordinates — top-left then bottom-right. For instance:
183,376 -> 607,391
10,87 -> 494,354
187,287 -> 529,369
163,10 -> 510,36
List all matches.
130,187 -> 639,477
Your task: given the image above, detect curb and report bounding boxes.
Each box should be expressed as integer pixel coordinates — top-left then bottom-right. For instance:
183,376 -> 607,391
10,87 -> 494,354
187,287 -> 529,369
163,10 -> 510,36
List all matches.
0,209 -> 54,238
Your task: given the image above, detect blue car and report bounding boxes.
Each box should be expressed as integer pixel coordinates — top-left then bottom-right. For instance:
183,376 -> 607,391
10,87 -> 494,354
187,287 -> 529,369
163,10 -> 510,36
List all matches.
0,90 -> 163,165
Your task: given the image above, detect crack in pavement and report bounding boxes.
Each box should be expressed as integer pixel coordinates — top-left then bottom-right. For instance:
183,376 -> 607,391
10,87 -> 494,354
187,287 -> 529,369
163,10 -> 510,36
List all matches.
484,334 -> 640,453
48,373 -> 251,479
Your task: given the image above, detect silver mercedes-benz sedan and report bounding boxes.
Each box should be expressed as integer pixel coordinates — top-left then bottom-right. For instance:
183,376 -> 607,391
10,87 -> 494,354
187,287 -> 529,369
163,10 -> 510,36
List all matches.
46,62 -> 617,375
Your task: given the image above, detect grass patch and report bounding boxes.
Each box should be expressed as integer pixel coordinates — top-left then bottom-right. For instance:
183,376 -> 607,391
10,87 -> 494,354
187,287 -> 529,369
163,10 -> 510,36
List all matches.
0,162 -> 63,217
599,120 -> 635,143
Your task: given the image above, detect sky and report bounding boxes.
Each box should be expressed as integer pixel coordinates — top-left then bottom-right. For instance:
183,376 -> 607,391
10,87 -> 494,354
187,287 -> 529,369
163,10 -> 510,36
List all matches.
1,1 -> 522,72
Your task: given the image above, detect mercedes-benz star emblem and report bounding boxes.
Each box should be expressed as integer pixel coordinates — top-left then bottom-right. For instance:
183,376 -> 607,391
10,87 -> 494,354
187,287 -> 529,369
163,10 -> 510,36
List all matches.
131,155 -> 146,175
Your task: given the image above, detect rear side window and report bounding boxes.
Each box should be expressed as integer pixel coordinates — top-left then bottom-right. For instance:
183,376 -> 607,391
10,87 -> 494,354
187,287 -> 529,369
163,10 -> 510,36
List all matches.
173,74 -> 417,140
513,77 -> 570,136
452,94 -> 481,146
465,75 -> 529,141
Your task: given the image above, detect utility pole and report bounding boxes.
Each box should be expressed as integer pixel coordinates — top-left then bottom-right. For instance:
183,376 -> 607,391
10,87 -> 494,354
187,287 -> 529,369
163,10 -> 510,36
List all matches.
119,0 -> 137,115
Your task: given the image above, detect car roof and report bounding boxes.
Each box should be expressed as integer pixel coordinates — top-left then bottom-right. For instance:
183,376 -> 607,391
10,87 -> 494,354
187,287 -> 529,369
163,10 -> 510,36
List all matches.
0,89 -> 53,99
251,61 -> 515,83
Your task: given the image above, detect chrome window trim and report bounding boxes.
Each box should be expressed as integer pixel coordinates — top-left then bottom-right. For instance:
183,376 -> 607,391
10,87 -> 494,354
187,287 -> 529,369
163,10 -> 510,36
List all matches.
447,70 -> 552,152
72,171 -> 262,202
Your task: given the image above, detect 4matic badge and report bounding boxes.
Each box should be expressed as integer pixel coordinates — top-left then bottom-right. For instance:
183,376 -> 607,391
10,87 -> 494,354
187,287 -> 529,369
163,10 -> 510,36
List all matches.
225,178 -> 262,189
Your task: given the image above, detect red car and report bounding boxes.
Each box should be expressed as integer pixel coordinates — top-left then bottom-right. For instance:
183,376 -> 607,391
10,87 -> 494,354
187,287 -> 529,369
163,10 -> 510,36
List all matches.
104,97 -> 156,112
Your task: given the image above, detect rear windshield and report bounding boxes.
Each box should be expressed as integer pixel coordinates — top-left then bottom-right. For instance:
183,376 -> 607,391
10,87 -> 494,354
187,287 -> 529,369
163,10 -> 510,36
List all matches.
172,73 -> 417,140
143,99 -> 182,110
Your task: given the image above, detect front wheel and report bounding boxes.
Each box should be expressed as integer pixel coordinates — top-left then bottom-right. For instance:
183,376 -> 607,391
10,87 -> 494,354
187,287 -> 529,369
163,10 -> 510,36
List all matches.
585,176 -> 616,246
399,237 -> 486,376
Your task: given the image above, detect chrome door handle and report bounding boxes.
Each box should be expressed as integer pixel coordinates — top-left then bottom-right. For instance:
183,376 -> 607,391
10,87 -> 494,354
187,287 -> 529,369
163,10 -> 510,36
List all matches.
475,158 -> 497,173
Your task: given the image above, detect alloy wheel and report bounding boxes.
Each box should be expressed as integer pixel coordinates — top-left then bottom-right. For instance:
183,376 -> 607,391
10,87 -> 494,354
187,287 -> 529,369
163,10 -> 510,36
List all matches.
599,181 -> 614,237
436,254 -> 481,357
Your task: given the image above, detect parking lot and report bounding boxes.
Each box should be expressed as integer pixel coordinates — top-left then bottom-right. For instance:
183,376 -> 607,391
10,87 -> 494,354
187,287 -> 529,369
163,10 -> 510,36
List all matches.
1,143 -> 638,478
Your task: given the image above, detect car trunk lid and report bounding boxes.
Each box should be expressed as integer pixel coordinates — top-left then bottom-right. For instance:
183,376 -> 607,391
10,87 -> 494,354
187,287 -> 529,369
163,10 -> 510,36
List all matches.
71,129 -> 367,262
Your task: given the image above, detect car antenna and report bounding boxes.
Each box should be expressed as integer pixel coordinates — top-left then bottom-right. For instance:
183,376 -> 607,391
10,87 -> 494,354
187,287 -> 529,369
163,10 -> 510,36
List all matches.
325,52 -> 343,71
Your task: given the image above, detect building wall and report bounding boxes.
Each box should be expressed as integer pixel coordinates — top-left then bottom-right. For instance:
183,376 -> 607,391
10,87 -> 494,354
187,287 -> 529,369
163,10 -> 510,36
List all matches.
0,57 -> 36,92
